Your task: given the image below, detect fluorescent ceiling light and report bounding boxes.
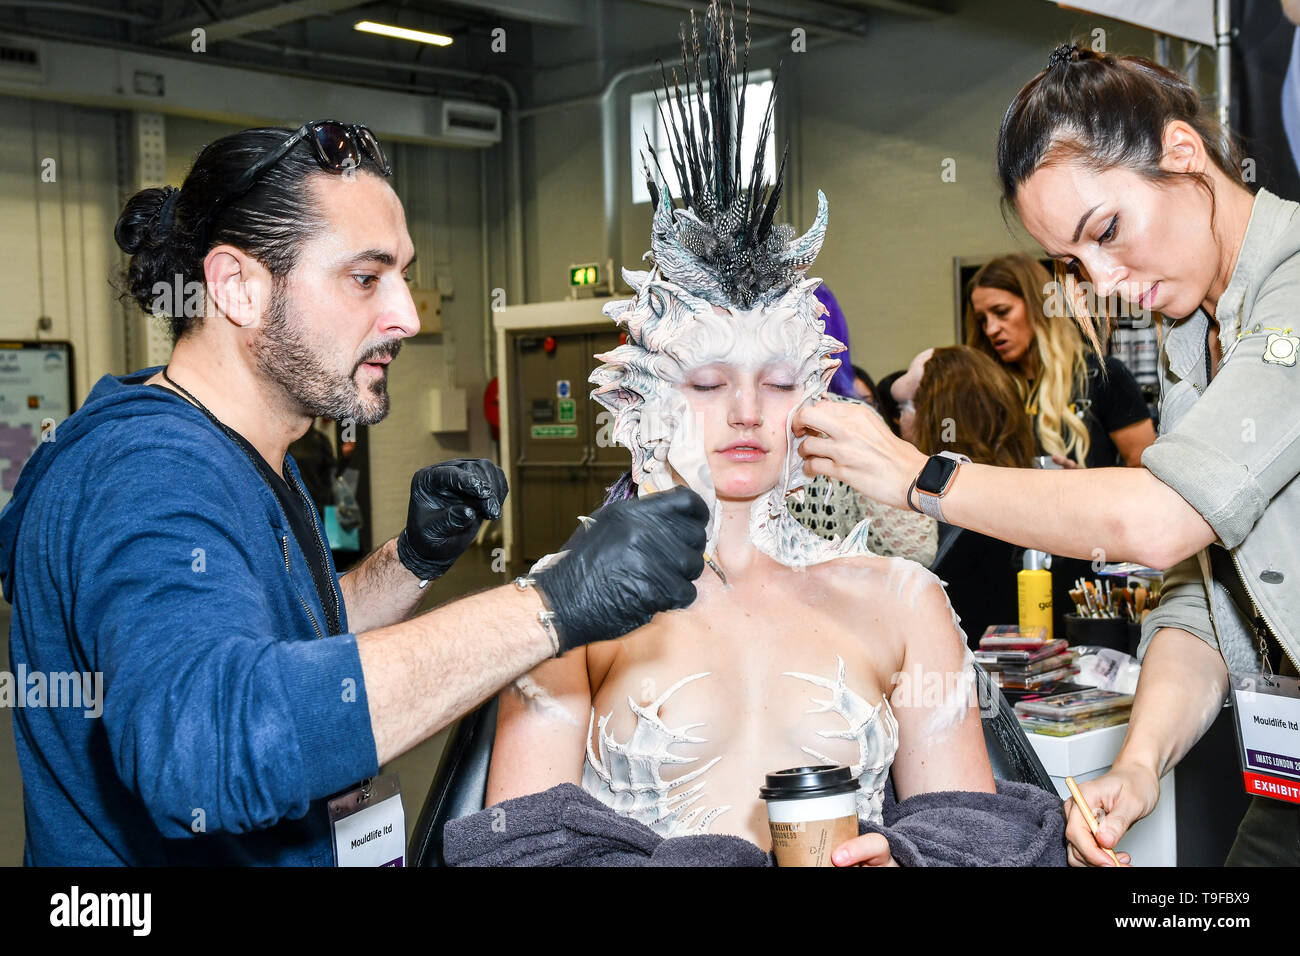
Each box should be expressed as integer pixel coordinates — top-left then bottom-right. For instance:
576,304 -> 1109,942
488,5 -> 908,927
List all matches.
354,21 -> 453,46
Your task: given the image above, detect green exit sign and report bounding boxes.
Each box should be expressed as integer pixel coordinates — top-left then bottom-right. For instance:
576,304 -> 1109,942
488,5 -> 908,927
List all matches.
569,263 -> 600,287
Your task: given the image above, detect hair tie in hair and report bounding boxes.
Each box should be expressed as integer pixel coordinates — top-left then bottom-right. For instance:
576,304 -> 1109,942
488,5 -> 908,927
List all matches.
151,185 -> 180,235
1047,42 -> 1079,71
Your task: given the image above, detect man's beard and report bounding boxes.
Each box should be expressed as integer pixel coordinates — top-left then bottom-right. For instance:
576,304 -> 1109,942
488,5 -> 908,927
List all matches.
253,282 -> 402,426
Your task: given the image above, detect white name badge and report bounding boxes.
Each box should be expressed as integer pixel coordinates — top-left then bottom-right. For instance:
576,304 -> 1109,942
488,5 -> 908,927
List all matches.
1229,672 -> 1300,805
328,773 -> 406,867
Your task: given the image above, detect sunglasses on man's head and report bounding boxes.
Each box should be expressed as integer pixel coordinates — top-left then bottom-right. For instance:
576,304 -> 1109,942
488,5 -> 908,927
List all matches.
229,120 -> 391,199
197,120 -> 391,247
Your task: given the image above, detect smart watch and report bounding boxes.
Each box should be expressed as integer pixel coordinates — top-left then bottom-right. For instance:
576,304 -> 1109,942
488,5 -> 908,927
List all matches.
908,451 -> 971,522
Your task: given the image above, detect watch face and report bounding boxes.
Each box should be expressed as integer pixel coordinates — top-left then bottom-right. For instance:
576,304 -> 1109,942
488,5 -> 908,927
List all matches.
917,455 -> 956,494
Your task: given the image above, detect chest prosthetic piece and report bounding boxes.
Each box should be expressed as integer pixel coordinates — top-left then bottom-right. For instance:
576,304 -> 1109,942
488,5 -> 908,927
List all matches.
581,656 -> 900,837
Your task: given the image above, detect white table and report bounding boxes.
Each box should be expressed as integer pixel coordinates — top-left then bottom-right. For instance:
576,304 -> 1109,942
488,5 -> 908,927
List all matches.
1025,722 -> 1177,866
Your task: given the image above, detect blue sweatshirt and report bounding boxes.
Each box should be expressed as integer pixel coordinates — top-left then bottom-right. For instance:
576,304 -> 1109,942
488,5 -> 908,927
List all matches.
0,367 -> 379,865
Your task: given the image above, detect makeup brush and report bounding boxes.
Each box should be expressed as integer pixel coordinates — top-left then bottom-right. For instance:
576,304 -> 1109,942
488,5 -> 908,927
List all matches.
1083,580 -> 1100,617
1065,775 -> 1124,866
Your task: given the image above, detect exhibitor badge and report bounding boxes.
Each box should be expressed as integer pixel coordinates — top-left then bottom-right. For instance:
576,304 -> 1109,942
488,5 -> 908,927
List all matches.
1229,671 -> 1300,804
328,773 -> 405,866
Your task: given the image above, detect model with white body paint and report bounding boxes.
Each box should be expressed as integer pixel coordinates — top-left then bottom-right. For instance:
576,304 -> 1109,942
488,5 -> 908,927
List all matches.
486,0 -> 995,852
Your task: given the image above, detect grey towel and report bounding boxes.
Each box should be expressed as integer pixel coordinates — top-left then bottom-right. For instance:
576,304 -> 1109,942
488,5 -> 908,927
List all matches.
862,778 -> 1067,866
443,778 -> 1066,867
442,783 -> 769,866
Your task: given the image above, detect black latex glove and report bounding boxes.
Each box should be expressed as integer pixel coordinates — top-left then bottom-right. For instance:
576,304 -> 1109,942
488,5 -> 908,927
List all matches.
532,486 -> 709,652
396,458 -> 508,581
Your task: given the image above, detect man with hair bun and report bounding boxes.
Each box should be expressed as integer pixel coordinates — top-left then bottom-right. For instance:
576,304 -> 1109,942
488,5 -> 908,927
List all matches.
0,121 -> 709,865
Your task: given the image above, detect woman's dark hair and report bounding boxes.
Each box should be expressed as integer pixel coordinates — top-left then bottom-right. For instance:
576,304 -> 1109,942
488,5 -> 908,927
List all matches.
873,369 -> 905,438
913,346 -> 1037,469
996,43 -> 1249,352
114,126 -> 389,342
850,363 -> 876,405
997,43 -> 1247,211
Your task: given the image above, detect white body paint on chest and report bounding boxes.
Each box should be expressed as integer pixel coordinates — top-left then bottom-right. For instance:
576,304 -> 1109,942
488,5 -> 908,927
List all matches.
581,656 -> 900,837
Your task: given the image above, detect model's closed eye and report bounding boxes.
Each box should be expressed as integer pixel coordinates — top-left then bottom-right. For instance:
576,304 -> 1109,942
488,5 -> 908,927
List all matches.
1098,214 -> 1118,244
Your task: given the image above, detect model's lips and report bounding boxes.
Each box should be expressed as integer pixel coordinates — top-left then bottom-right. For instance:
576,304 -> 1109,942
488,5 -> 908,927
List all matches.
360,355 -> 394,372
719,440 -> 767,462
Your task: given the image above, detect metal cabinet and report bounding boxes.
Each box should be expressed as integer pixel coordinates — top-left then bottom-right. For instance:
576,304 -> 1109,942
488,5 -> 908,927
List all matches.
509,329 -> 629,564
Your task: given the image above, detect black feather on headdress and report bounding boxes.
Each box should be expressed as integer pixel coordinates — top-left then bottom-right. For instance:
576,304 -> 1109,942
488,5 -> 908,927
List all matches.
640,0 -> 821,310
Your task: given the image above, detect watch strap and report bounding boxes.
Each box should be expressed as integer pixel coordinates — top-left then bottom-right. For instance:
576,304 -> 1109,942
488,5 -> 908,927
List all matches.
906,477 -> 922,514
915,484 -> 947,522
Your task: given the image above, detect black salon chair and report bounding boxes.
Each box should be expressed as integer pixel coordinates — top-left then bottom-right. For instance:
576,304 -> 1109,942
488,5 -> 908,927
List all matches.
410,696 -> 500,868
408,664 -> 1055,866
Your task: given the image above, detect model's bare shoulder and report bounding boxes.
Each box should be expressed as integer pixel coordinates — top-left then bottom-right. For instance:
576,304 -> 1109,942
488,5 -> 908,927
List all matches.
808,553 -> 940,607
801,554 -> 941,670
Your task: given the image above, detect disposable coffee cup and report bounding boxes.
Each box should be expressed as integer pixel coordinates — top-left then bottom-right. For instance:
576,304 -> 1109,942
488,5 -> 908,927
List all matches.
759,765 -> 860,867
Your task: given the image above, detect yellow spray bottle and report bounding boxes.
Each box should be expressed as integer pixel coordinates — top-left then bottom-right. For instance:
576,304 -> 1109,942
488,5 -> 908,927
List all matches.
1018,549 -> 1053,640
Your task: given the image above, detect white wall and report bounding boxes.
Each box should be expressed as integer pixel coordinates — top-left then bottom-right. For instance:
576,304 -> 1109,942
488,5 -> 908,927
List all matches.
0,95 -> 125,403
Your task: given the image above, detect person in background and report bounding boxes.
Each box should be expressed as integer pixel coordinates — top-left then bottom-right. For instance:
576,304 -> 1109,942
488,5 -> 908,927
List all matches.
851,363 -> 878,407
814,284 -> 858,400
1285,1 -> 1300,178
873,370 -> 905,438
288,417 -> 337,519
896,345 -> 1038,469
891,345 -> 1039,643
965,252 -> 1155,468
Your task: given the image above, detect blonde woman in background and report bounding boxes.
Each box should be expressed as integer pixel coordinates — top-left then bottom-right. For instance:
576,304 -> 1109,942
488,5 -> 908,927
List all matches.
965,252 -> 1155,468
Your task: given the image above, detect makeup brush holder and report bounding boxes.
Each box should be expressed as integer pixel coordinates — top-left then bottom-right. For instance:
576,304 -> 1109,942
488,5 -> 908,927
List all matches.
1063,614 -> 1133,654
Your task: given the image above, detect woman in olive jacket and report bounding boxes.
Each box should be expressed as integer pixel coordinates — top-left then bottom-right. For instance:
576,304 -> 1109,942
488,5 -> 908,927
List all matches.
796,44 -> 1300,866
